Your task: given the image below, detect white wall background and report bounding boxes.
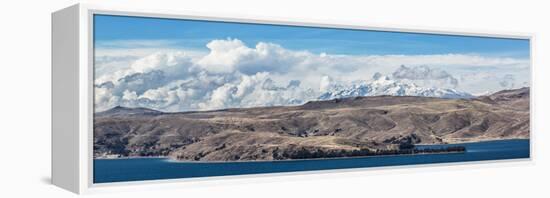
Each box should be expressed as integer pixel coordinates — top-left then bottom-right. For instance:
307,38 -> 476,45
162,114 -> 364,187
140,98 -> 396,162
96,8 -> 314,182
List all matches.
0,0 -> 548,197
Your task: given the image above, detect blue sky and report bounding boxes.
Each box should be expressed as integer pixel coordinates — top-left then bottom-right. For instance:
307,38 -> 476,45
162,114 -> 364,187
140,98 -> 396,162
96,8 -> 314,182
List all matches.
94,14 -> 530,58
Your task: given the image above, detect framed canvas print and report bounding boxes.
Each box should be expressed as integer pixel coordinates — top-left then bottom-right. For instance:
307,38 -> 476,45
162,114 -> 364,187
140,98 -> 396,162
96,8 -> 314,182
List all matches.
52,4 -> 533,194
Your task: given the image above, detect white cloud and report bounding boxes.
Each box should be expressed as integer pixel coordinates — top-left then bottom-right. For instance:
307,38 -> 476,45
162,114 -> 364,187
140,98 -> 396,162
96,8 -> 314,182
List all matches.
499,74 -> 516,88
122,90 -> 138,101
362,54 -> 529,69
319,76 -> 333,92
197,39 -> 248,73
95,86 -> 120,111
392,65 -> 459,88
94,38 -> 530,112
197,38 -> 308,75
198,72 -> 269,110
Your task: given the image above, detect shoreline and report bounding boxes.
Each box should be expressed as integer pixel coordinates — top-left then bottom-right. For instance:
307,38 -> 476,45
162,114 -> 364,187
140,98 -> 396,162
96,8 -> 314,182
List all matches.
93,138 -> 528,163
165,150 -> 468,164
95,150 -> 467,163
414,137 -> 529,146
93,155 -> 166,160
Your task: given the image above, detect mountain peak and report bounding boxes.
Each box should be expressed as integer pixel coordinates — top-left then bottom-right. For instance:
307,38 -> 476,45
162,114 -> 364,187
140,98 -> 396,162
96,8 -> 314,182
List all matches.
96,106 -> 163,117
318,77 -> 473,100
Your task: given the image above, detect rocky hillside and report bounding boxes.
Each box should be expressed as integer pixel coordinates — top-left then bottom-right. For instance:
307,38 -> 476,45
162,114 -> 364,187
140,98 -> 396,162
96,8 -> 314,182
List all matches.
94,87 -> 530,161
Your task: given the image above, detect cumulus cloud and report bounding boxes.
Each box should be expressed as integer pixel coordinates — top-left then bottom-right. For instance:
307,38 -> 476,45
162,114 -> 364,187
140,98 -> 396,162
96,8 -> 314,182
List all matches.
372,72 -> 383,80
95,51 -> 194,85
499,74 -> 516,88
197,72 -> 266,110
392,65 -> 459,88
363,54 -> 529,69
262,78 -> 286,91
94,38 -> 530,112
197,38 -> 312,75
287,80 -> 301,89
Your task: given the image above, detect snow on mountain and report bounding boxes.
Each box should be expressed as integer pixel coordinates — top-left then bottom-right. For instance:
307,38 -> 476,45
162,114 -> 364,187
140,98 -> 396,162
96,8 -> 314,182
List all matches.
472,90 -> 496,97
318,75 -> 473,100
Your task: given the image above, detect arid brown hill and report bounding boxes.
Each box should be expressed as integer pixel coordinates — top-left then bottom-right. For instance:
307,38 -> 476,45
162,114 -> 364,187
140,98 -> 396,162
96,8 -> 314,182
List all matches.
94,87 -> 529,161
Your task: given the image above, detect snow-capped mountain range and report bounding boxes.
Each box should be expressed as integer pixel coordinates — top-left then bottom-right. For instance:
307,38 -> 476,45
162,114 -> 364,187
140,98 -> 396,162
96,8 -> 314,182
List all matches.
318,75 -> 473,100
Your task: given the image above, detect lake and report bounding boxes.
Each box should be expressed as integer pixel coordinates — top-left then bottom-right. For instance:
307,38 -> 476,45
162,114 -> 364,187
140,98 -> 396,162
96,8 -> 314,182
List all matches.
94,139 -> 529,183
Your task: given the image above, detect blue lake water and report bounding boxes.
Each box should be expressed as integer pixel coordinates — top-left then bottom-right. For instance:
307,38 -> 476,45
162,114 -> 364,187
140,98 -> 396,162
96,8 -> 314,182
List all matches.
94,139 -> 530,183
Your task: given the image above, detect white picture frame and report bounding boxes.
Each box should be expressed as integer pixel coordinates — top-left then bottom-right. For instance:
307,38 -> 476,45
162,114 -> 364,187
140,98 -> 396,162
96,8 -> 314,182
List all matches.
52,3 -> 534,194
